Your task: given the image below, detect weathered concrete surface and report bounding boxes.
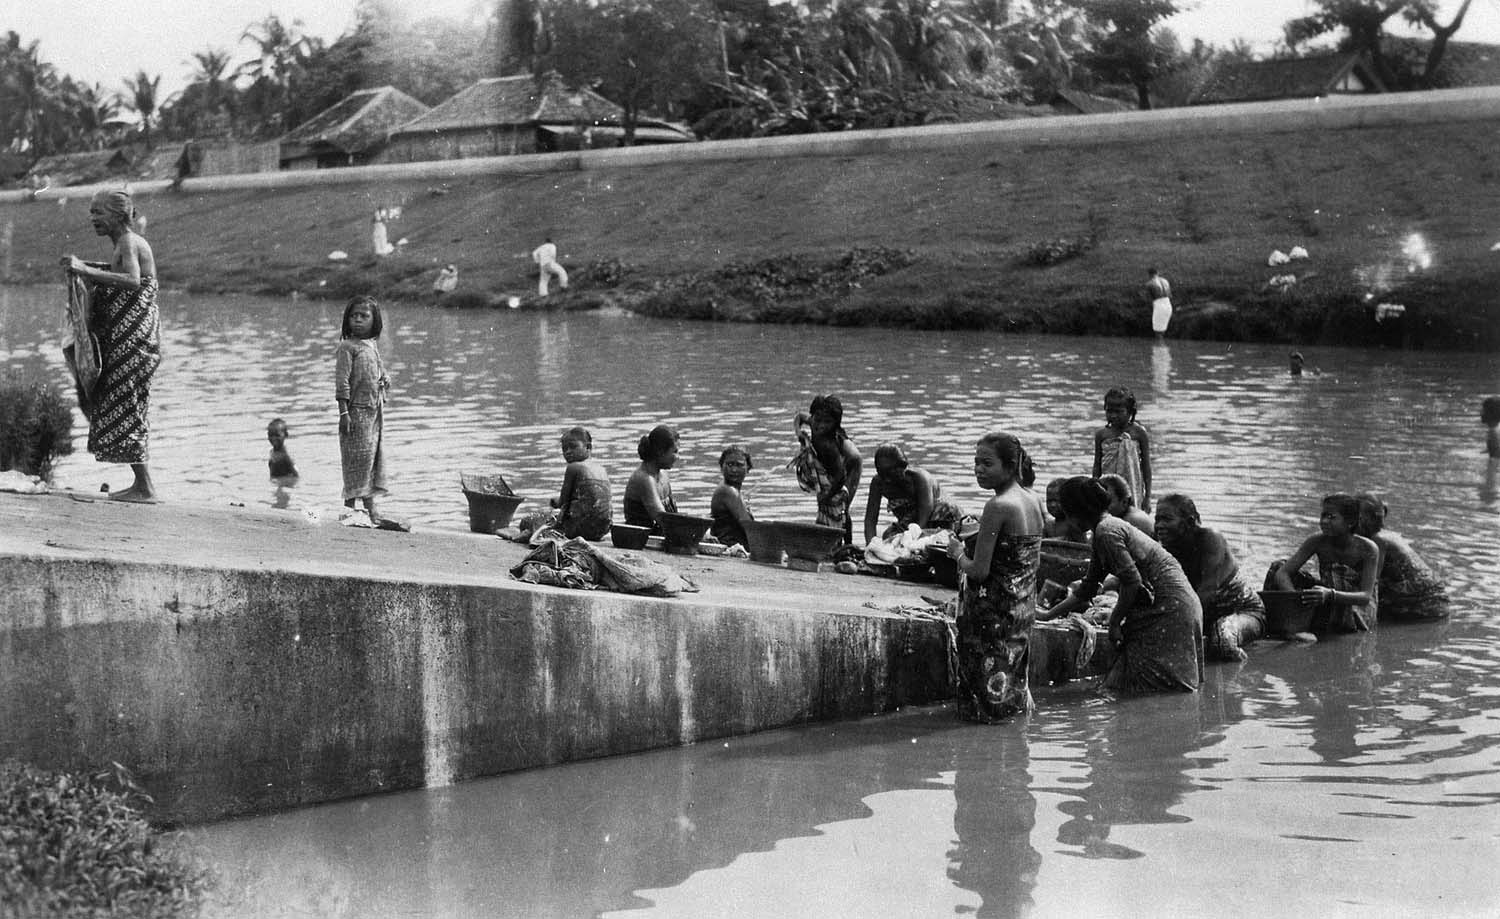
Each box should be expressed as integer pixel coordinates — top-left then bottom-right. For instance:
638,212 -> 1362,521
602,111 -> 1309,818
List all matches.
0,493 -> 953,824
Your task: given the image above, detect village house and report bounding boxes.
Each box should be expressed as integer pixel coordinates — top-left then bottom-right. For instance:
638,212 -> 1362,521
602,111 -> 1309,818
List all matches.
279,85 -> 431,170
382,74 -> 692,164
25,149 -> 133,187
1190,52 -> 1388,105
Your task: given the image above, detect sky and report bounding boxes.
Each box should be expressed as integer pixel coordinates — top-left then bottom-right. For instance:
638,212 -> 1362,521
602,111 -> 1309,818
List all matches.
11,0 -> 1500,100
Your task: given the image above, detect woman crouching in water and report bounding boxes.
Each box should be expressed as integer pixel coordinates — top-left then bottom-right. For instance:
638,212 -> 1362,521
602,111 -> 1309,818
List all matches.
945,432 -> 1046,722
1042,477 -> 1203,694
1153,494 -> 1265,662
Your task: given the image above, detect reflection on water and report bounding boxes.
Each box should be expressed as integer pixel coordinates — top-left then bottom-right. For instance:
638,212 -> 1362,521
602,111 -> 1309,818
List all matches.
3,285 -> 1499,917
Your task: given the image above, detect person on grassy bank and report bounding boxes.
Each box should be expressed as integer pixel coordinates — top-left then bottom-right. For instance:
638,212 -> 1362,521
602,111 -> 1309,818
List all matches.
1146,267 -> 1172,338
1153,493 -> 1265,662
60,189 -> 162,503
790,395 -> 862,543
863,443 -> 965,544
533,236 -> 569,296
945,432 -> 1046,722
711,445 -> 755,548
624,424 -> 679,532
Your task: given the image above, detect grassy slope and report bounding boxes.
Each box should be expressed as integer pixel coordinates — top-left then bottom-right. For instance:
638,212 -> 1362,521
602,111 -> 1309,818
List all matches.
5,116 -> 1500,349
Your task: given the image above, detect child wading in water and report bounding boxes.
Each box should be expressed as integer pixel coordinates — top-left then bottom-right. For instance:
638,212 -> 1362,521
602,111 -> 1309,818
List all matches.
711,445 -> 755,548
1268,493 -> 1378,634
549,426 -> 612,540
1093,386 -> 1152,513
267,418 -> 298,481
1042,476 -> 1088,542
335,295 -> 405,531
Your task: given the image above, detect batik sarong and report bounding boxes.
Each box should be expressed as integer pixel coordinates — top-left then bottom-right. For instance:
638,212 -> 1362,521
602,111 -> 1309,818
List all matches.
86,278 -> 161,464
955,534 -> 1041,722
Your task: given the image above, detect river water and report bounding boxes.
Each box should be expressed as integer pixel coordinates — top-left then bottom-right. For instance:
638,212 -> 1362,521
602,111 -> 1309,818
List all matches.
2,285 -> 1498,917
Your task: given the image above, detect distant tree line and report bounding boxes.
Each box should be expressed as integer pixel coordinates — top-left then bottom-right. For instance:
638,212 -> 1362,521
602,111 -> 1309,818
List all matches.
0,0 -> 1479,159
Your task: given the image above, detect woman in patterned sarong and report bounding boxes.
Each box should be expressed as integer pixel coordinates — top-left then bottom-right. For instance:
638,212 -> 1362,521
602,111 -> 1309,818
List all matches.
946,432 -> 1047,722
1043,477 -> 1203,694
61,190 -> 161,502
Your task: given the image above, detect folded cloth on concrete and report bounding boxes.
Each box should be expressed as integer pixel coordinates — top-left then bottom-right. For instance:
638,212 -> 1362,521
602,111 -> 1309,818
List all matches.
510,536 -> 699,597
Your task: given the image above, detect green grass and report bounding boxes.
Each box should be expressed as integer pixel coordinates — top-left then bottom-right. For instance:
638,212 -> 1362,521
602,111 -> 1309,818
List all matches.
5,116 -> 1500,349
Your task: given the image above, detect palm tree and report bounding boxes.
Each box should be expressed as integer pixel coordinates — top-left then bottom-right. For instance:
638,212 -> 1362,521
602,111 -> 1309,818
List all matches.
123,70 -> 162,147
1,33 -> 63,155
237,15 -> 313,87
191,48 -> 233,114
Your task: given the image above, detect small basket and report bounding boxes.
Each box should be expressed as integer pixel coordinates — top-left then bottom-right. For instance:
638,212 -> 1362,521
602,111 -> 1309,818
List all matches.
742,520 -> 785,565
460,472 -> 522,534
1259,590 -> 1315,637
658,512 -> 715,555
1040,538 -> 1091,585
611,524 -> 650,550
928,549 -> 959,589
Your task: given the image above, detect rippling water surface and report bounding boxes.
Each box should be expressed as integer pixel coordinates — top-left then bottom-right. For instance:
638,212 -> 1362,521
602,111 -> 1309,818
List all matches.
2,285 -> 1498,917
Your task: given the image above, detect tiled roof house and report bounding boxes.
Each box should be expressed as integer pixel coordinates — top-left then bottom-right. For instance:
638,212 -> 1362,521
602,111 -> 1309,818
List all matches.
279,86 -> 431,169
383,74 -> 691,163
1190,53 -> 1388,105
25,149 -> 133,187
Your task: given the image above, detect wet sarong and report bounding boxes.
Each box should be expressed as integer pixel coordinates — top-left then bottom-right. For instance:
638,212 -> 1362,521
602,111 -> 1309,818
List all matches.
87,278 -> 160,464
1098,431 -> 1145,509
955,535 -> 1041,722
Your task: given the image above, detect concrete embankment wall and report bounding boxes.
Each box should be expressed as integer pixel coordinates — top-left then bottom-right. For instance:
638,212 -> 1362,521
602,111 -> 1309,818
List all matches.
0,554 -> 947,825
5,86 -> 1500,203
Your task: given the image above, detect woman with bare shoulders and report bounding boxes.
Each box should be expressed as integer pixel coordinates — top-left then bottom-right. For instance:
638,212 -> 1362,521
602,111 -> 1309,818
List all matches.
60,189 -> 162,502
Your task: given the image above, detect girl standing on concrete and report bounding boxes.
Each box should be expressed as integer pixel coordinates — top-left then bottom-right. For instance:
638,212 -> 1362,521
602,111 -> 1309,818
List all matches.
336,295 -> 402,530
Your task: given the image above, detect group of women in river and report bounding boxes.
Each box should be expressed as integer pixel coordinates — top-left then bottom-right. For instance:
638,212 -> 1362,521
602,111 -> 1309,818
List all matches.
58,193 -> 1457,728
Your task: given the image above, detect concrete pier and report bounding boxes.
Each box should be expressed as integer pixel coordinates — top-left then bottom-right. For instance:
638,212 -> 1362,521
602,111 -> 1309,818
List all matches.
0,493 -> 954,824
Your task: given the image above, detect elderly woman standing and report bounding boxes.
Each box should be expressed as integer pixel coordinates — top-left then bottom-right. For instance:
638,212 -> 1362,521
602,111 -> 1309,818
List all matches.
1153,494 -> 1265,662
1042,477 -> 1203,694
60,190 -> 162,503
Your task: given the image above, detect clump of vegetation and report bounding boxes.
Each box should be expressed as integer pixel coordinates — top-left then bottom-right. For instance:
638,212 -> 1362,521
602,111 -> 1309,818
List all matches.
0,760 -> 212,918
0,378 -> 74,482
583,257 -> 632,287
1022,235 -> 1095,266
628,247 -> 917,322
